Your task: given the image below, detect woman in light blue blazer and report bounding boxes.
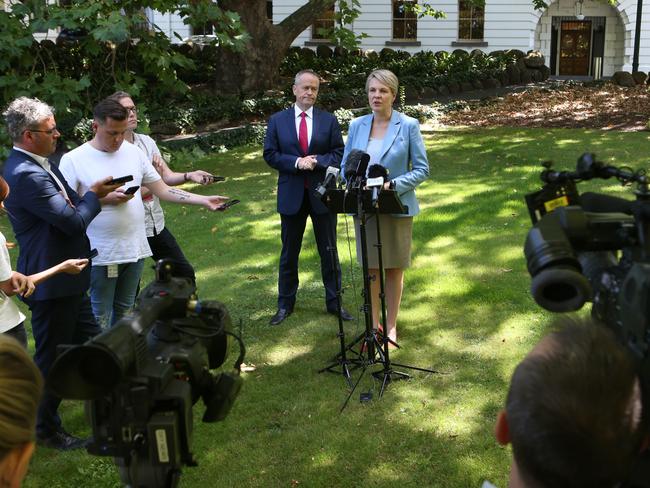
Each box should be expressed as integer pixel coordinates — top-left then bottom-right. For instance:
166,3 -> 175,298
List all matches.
341,69 -> 429,346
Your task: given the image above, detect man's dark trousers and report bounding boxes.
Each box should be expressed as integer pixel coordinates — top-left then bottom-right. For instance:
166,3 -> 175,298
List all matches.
147,227 -> 196,283
28,293 -> 100,437
278,188 -> 341,312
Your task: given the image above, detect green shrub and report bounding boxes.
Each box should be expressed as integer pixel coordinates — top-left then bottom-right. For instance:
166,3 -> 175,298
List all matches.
401,103 -> 441,122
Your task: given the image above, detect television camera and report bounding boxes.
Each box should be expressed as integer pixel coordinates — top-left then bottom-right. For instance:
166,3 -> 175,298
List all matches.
47,260 -> 244,488
524,153 -> 650,485
524,153 -> 650,372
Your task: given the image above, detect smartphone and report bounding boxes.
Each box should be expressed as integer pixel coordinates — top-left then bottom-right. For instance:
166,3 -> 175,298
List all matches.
208,175 -> 225,183
86,249 -> 98,260
219,199 -> 240,210
109,175 -> 134,185
124,185 -> 140,195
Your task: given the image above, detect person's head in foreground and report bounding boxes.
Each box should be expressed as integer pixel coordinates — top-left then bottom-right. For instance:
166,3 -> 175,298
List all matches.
0,335 -> 43,488
495,318 -> 648,488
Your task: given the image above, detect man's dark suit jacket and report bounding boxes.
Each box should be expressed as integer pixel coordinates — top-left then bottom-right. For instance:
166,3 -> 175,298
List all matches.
263,107 -> 344,215
2,149 -> 100,301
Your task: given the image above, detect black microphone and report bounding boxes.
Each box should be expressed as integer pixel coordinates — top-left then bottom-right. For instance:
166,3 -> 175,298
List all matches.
581,192 -> 633,214
343,150 -> 364,182
343,150 -> 370,187
355,152 -> 370,179
314,166 -> 340,198
367,164 -> 388,207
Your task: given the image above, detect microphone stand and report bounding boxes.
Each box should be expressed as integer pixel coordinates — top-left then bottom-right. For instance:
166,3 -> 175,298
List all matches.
318,181 -> 358,387
337,184 -> 442,407
316,175 -> 443,408
338,181 -> 385,411
370,199 -> 442,396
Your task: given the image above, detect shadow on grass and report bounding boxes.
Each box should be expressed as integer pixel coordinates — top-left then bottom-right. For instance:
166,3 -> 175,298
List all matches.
21,127 -> 646,487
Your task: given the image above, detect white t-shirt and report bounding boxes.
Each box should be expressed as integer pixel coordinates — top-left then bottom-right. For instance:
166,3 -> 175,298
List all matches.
60,141 -> 161,265
0,232 -> 26,333
131,133 -> 166,237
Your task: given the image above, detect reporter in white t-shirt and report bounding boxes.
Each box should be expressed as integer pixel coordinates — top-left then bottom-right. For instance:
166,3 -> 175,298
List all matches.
109,91 -> 218,284
60,99 -> 229,329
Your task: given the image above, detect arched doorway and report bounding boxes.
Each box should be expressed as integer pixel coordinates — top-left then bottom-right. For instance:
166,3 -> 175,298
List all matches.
534,0 -> 628,78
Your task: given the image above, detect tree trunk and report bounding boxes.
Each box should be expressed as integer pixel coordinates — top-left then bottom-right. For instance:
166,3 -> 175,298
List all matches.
214,0 -> 336,94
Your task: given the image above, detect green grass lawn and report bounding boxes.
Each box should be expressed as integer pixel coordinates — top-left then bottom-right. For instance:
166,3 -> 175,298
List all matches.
7,126 -> 648,488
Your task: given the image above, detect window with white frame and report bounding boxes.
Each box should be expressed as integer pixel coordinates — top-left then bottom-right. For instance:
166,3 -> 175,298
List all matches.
458,0 -> 484,40
392,1 -> 417,40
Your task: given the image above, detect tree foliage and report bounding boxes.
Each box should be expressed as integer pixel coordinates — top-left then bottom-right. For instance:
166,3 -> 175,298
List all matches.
0,0 -> 587,152
0,0 -> 253,151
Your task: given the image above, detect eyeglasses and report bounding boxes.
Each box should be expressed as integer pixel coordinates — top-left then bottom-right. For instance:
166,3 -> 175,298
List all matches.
124,106 -> 137,113
25,127 -> 59,135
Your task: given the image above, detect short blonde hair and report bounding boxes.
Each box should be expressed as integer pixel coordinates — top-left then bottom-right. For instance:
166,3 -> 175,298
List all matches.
365,69 -> 399,96
0,335 -> 43,461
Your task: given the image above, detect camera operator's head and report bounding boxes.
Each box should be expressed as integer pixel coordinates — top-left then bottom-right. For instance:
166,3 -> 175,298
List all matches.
0,335 -> 43,488
495,318 -> 647,488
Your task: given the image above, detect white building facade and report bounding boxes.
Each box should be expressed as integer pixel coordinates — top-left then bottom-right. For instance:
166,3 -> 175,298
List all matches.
152,0 -> 650,78
7,0 -> 647,78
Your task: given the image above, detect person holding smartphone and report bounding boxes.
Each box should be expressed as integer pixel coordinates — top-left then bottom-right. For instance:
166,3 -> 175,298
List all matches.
60,98 -> 229,330
109,91 -> 222,284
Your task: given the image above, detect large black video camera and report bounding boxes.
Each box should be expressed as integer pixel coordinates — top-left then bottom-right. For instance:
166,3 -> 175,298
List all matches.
524,153 -> 650,485
47,260 -> 244,488
524,153 -> 650,371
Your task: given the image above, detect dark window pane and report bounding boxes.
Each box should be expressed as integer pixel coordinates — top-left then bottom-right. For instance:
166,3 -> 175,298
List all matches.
394,20 -> 405,39
458,1 -> 483,40
393,0 -> 417,40
193,22 -> 214,35
472,22 -> 483,39
459,21 -> 471,39
406,20 -> 417,39
312,5 -> 335,39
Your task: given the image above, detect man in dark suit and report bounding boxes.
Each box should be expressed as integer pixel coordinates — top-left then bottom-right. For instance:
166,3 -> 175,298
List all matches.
2,97 -> 119,450
263,70 -> 353,325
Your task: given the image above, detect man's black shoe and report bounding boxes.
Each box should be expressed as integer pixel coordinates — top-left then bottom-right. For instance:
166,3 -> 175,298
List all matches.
327,307 -> 354,321
269,308 -> 292,326
37,430 -> 89,451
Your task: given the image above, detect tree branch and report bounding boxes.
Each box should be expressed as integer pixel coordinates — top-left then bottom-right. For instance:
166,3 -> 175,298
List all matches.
275,0 -> 337,44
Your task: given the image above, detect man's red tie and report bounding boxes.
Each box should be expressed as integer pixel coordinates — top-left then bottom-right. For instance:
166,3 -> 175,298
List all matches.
299,112 -> 308,155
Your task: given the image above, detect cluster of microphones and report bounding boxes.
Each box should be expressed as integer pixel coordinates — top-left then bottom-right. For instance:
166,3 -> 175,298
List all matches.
315,149 -> 390,207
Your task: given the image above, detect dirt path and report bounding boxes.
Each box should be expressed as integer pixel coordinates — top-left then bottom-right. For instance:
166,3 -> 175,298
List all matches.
438,81 -> 650,132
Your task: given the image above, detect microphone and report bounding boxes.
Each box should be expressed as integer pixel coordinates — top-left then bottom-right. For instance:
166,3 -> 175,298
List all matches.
366,164 -> 388,206
343,150 -> 370,187
356,152 -> 370,179
581,192 -> 650,221
314,166 -> 340,198
581,192 -> 633,215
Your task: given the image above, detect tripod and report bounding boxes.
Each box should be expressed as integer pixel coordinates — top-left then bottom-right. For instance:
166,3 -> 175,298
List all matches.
318,207 -> 359,387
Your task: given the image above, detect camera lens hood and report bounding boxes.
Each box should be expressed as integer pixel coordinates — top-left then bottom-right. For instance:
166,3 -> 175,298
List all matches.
531,267 -> 592,313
